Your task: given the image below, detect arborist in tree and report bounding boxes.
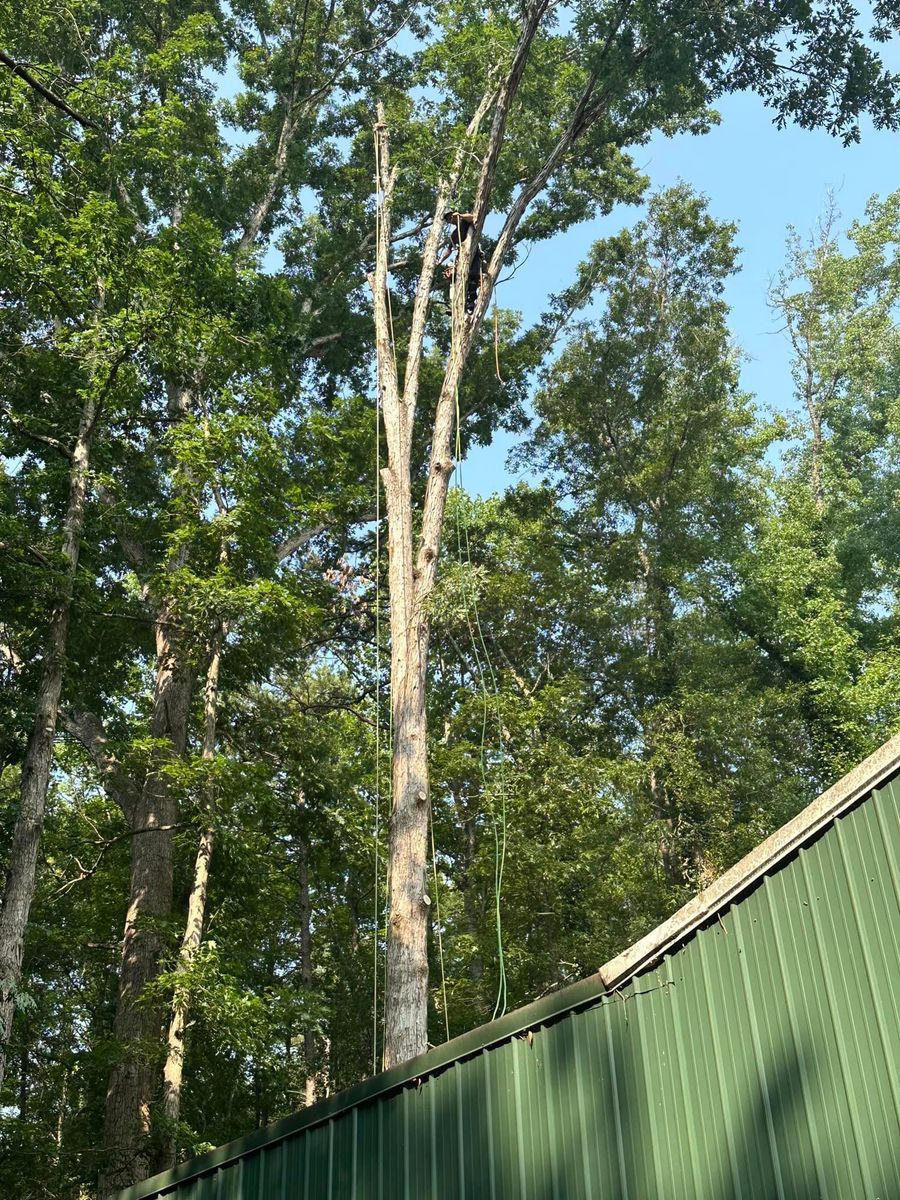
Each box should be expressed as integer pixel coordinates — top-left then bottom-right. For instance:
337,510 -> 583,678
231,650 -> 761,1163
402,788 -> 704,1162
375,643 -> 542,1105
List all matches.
438,210 -> 484,315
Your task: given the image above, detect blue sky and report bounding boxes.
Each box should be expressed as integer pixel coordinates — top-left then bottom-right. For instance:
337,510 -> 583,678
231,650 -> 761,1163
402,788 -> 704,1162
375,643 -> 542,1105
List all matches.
463,85 -> 900,496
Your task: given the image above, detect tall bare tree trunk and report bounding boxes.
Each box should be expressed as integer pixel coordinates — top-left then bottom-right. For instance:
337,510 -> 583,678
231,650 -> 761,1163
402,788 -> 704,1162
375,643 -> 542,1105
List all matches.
368,42 -> 539,1067
156,625 -> 222,1173
99,603 -> 192,1197
381,455 -> 433,1066
370,121 -> 485,1062
0,393 -> 98,1091
369,0 -> 617,1066
369,114 -> 434,1068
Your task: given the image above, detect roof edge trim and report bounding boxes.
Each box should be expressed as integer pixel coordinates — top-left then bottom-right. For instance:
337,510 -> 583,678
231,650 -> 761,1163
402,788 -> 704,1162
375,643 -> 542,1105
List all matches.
598,729 -> 900,990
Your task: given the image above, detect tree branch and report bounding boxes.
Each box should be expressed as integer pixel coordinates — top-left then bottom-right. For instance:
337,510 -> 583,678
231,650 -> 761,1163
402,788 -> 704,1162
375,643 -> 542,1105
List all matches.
59,710 -> 140,824
401,86 -> 497,420
306,330 -> 343,357
275,508 -> 376,562
0,400 -> 74,460
95,485 -> 147,573
467,0 -> 554,254
239,16 -> 411,253
239,94 -> 300,251
276,524 -> 328,562
51,824 -> 185,897
368,105 -> 402,465
0,50 -> 100,131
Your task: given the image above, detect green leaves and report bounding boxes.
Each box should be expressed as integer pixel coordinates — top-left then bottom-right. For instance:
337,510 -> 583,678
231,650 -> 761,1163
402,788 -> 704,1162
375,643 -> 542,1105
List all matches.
2,0 -> 900,1190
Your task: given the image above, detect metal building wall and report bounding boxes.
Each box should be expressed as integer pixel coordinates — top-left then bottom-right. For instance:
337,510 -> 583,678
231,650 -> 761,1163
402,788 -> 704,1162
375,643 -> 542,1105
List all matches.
126,776 -> 900,1200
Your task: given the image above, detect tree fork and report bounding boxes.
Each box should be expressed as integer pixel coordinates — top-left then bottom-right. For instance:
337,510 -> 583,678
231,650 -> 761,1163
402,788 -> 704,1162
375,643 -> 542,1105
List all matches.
373,0 -> 632,1065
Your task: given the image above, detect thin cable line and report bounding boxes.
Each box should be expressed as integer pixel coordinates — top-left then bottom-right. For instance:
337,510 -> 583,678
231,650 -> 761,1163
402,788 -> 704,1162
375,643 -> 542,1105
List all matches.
452,355 -> 508,1021
430,810 -> 450,1043
371,123 -> 386,1077
372,373 -> 382,1077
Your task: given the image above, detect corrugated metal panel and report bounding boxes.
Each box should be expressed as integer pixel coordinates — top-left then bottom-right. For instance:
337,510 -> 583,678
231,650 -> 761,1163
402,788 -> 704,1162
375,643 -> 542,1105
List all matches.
124,774 -> 900,1200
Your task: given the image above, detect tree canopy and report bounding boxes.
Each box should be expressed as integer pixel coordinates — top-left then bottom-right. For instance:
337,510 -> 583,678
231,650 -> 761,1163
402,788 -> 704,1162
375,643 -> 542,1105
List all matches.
1,1 -> 900,1195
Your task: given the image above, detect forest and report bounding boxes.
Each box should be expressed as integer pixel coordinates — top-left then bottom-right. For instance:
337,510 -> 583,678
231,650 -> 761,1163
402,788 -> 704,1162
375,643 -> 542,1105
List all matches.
1,1 -> 900,1197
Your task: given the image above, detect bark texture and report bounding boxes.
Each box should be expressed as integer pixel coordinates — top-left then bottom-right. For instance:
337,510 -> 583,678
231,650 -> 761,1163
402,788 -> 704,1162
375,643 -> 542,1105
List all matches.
0,394 -> 98,1092
370,113 -> 432,1068
99,603 -> 192,1197
157,626 -> 222,1173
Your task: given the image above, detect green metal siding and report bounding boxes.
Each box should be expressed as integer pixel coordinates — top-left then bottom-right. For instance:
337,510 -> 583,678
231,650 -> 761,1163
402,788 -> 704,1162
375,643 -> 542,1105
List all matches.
125,775 -> 900,1200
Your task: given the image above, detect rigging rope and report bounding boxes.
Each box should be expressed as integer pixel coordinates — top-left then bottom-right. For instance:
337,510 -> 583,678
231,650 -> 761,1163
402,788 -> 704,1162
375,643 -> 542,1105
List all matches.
493,303 -> 504,384
430,810 -> 451,1043
371,157 -> 382,1079
372,378 -> 382,1077
451,275 -> 508,1020
371,125 -> 391,1076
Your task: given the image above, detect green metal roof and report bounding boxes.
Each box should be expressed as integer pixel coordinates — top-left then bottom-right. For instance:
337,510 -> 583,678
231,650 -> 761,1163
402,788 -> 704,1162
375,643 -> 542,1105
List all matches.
121,735 -> 900,1200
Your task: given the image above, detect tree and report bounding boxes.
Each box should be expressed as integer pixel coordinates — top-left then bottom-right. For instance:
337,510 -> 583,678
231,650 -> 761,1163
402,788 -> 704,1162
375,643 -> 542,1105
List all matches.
369,0 -> 900,1068
523,184 -> 803,890
0,40 -> 170,1090
736,190 -> 900,775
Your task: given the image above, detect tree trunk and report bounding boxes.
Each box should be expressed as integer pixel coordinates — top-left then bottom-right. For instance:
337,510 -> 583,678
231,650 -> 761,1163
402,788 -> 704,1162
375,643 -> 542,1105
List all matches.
296,828 -> 320,1106
0,393 -> 97,1091
156,626 -> 222,1173
381,484 -> 433,1066
369,114 -> 433,1069
369,95 -> 498,1069
369,21 -> 557,1061
99,603 -> 192,1198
